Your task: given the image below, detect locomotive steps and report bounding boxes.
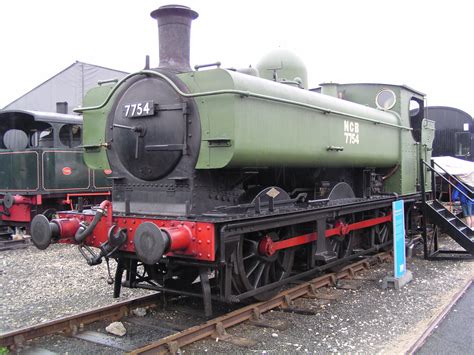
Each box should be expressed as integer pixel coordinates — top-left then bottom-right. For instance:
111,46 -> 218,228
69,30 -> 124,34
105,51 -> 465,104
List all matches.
421,160 -> 474,259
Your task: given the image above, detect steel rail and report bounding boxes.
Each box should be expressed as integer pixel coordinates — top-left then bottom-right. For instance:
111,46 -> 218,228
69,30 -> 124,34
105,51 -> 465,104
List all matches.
0,294 -> 160,348
405,277 -> 473,355
0,237 -> 30,251
130,252 -> 390,354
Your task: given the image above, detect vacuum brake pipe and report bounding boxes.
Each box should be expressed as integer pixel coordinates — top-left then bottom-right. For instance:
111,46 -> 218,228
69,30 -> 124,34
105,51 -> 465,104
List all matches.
74,200 -> 112,243
30,200 -> 112,250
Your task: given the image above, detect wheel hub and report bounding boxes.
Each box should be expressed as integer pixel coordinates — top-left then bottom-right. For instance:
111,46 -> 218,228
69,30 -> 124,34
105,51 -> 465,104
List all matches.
258,235 -> 276,257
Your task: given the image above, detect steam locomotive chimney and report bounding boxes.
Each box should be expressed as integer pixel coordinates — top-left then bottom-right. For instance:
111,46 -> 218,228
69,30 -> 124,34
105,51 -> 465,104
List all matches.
150,5 -> 198,72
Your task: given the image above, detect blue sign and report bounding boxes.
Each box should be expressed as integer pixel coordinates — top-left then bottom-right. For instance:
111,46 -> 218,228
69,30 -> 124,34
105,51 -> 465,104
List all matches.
392,200 -> 406,278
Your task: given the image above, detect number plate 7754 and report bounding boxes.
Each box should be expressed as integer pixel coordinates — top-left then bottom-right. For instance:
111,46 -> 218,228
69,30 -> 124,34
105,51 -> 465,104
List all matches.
123,101 -> 154,118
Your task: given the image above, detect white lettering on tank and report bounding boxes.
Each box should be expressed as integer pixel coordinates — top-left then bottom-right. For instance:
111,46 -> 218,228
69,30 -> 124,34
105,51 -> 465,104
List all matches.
343,120 -> 360,145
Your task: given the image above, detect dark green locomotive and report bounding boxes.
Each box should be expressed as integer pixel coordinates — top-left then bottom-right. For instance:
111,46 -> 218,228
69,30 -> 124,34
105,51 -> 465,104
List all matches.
31,5 -> 436,313
0,110 -> 111,237
81,13 -> 434,216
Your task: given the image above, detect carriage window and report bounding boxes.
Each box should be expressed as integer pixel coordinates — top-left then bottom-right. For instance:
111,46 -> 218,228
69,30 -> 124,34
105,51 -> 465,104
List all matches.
454,132 -> 471,157
59,124 -> 81,148
3,129 -> 29,151
32,128 -> 54,148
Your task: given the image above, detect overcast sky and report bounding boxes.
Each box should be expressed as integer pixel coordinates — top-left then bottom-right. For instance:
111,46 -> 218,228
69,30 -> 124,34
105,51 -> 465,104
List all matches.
1,0 -> 472,116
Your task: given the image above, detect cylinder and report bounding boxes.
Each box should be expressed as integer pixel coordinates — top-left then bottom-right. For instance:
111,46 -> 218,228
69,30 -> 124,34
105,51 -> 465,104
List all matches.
150,5 -> 198,72
54,218 -> 81,239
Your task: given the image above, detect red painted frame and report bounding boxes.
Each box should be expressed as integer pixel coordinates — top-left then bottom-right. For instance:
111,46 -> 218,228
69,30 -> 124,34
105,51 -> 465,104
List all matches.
0,195 -> 39,222
56,211 -> 217,262
54,205 -> 391,263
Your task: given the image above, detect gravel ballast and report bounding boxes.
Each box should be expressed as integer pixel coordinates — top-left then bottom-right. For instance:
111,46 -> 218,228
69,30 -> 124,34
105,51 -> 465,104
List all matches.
0,243 -> 154,333
183,242 -> 473,354
0,237 -> 473,353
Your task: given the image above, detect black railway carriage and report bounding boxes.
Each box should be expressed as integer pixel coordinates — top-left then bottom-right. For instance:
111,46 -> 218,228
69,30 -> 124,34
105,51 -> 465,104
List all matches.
0,109 -> 111,238
426,106 -> 474,161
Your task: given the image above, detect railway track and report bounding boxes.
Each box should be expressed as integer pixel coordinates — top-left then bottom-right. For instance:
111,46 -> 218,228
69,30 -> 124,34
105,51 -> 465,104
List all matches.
0,236 -> 30,251
0,252 -> 391,354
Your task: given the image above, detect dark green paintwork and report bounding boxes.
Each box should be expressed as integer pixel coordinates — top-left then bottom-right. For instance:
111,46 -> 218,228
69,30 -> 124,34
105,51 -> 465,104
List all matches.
93,170 -> 113,189
256,48 -> 308,89
179,71 -> 431,195
0,152 -> 39,190
421,119 -> 436,191
81,67 -> 431,196
179,69 -> 401,170
82,85 -> 116,170
42,151 -> 90,190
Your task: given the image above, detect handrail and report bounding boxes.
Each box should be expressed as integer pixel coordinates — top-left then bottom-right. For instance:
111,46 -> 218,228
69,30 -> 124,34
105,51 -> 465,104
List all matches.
421,160 -> 473,202
73,70 -> 412,131
419,159 -> 428,258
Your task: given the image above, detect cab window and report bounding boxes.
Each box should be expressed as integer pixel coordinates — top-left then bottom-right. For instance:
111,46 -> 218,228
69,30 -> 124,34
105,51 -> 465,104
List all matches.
454,132 -> 471,157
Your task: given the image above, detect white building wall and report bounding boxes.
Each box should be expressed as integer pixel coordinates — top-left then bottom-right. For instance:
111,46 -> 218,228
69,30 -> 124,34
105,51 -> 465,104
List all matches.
4,62 -> 127,114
